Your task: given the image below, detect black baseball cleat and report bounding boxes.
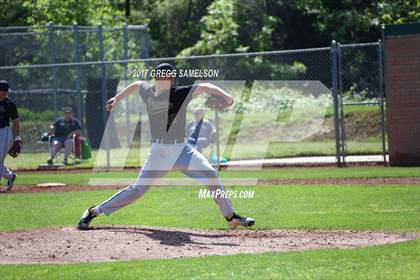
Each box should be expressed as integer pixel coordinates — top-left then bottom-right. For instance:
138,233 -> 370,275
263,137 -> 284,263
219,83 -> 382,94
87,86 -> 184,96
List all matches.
6,173 -> 16,191
77,206 -> 97,230
47,159 -> 53,165
226,213 -> 255,229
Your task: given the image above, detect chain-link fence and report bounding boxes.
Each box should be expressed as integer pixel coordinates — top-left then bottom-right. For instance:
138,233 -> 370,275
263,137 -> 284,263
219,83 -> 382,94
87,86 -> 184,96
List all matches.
97,49 -> 336,169
0,24 -> 149,66
0,23 -> 149,126
0,31 -> 386,169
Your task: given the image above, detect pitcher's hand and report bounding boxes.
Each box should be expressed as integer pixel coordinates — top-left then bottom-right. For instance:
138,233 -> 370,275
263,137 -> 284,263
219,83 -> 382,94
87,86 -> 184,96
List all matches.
106,97 -> 116,112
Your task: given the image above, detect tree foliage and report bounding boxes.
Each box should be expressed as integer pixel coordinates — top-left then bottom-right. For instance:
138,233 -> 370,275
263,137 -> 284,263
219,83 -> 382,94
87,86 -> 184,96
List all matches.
2,0 -> 419,56
22,0 -> 122,26
178,0 -> 248,56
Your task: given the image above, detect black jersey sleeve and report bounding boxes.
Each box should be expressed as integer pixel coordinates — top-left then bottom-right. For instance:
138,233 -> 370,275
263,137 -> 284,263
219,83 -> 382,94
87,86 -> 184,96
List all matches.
73,118 -> 82,130
9,102 -> 19,121
53,119 -> 60,128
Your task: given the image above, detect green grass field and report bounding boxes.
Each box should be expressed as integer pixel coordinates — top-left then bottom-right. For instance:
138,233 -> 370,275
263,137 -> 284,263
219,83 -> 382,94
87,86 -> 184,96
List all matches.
1,184 -> 420,232
0,167 -> 419,279
6,140 -> 384,170
8,166 -> 420,185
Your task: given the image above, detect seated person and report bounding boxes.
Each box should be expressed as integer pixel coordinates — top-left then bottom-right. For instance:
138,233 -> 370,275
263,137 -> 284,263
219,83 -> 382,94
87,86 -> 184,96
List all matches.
47,107 -> 82,165
186,107 -> 216,152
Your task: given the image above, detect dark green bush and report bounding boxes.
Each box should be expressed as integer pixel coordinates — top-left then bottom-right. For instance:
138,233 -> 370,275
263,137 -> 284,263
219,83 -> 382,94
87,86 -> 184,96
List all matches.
18,107 -> 54,122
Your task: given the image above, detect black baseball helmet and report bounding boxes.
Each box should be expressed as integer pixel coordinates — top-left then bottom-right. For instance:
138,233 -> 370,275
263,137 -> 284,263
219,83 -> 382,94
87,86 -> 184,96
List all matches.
0,80 -> 9,92
154,63 -> 176,80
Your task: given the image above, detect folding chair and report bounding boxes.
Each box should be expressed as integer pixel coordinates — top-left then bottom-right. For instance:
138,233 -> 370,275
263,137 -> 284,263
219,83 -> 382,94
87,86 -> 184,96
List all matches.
39,134 -> 81,168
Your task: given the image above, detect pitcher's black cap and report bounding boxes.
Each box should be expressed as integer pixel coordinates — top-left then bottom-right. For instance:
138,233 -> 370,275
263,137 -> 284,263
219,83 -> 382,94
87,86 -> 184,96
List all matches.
0,80 -> 9,92
155,63 -> 175,72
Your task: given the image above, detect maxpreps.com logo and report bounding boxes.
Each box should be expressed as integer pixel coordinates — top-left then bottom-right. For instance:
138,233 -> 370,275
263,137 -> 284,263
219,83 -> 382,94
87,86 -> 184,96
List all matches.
198,189 -> 255,199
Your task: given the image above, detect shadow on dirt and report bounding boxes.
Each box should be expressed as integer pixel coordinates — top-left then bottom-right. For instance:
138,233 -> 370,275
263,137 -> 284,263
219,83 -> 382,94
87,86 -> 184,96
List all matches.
93,226 -> 239,247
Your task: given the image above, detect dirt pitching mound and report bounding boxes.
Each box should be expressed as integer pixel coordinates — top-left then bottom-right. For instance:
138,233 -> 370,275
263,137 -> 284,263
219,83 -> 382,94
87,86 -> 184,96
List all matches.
1,226 -> 418,264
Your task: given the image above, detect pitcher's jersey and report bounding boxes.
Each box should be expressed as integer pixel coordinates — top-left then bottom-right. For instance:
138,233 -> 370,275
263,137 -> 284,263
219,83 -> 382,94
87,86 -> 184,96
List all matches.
139,82 -> 197,140
0,98 -> 19,128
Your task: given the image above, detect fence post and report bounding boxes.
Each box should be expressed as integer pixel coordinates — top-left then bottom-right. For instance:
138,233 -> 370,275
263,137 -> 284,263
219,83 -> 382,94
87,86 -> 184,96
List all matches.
378,39 -> 387,164
215,109 -> 221,170
47,22 -> 58,120
98,24 -> 110,170
142,24 -> 150,59
122,22 -> 131,146
331,40 -> 342,167
72,23 -> 83,129
337,43 -> 346,165
122,23 -> 129,60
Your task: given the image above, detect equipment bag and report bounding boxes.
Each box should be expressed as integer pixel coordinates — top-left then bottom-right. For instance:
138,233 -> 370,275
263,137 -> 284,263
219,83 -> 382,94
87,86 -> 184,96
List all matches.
81,138 -> 92,160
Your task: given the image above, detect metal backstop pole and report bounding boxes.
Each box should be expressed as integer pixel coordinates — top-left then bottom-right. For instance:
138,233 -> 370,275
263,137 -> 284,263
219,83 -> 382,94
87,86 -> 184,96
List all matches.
337,43 -> 346,165
72,24 -> 83,128
331,40 -> 342,167
98,25 -> 110,170
47,22 -> 58,119
122,23 -> 131,146
378,40 -> 387,164
215,108 -> 221,170
142,24 -> 150,59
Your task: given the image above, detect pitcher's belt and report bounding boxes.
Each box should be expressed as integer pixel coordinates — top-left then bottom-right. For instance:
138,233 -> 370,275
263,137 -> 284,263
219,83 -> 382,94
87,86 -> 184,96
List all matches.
150,138 -> 186,144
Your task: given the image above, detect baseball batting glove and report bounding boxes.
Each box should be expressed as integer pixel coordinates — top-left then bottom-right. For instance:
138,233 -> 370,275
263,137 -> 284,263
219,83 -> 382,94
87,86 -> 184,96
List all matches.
205,95 -> 233,109
8,137 -> 22,158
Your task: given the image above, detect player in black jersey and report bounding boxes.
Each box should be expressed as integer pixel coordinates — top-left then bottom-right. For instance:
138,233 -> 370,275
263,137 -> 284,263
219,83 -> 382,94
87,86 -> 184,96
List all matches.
0,80 -> 22,191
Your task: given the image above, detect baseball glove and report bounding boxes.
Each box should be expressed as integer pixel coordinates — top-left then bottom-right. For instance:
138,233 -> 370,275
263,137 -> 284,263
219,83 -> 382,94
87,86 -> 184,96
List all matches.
205,95 -> 233,109
8,138 -> 22,158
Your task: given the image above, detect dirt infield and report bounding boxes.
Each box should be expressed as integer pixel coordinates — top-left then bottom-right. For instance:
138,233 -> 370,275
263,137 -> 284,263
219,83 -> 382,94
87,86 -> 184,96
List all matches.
1,177 -> 420,194
0,225 -> 418,264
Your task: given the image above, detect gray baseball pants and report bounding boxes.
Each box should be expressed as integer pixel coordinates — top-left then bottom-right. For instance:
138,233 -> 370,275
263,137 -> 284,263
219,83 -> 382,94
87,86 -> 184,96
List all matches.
96,142 -> 234,217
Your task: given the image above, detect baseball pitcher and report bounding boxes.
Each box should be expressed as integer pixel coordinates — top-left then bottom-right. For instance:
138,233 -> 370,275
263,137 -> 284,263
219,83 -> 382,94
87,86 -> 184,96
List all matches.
0,80 -> 21,191
77,63 -> 255,230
